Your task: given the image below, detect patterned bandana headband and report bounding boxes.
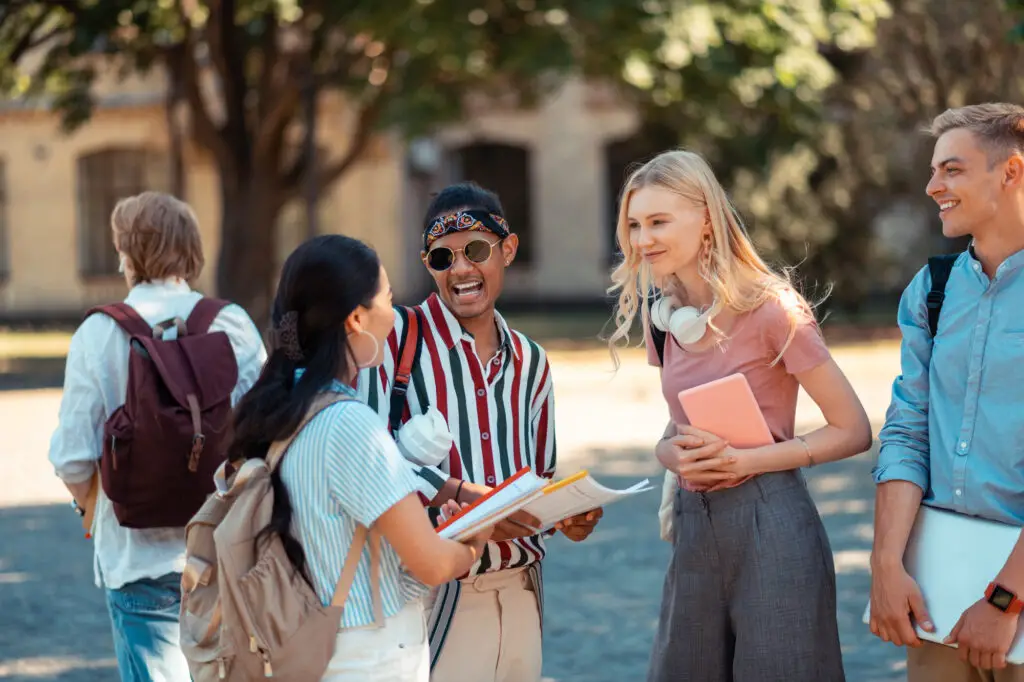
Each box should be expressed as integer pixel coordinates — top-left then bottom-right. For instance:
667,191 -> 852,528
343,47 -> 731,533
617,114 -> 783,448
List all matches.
423,209 -> 511,251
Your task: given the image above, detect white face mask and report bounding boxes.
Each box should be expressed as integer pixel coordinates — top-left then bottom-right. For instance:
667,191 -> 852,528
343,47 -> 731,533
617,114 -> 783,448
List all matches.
118,253 -> 127,274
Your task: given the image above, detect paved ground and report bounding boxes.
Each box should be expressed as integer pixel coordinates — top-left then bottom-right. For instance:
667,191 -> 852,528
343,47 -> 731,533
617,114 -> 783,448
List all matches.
0,342 -> 909,681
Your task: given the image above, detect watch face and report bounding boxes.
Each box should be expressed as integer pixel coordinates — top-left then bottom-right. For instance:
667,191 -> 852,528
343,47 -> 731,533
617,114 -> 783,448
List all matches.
991,586 -> 1015,610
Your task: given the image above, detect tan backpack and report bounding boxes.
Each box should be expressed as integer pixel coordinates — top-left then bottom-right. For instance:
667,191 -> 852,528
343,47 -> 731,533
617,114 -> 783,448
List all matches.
179,393 -> 383,680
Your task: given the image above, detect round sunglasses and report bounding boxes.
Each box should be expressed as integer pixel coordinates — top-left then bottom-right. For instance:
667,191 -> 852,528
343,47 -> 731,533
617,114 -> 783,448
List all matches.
424,237 -> 502,272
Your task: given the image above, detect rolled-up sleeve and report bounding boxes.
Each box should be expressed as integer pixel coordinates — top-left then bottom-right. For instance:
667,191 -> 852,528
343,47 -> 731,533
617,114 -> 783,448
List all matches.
211,303 -> 268,405
48,325 -> 106,484
874,267 -> 932,492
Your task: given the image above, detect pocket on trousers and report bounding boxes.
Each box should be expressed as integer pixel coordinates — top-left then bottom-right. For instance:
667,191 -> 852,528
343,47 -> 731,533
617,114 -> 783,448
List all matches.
395,602 -> 427,649
113,576 -> 182,614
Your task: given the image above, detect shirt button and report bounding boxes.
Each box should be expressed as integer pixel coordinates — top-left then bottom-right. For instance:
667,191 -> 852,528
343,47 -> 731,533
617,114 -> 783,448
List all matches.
955,489 -> 963,497
481,432 -> 490,441
492,357 -> 501,365
476,388 -> 485,397
487,475 -> 495,484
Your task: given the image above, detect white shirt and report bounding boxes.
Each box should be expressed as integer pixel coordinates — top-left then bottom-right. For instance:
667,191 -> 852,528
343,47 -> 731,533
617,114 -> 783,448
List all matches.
48,279 -> 267,590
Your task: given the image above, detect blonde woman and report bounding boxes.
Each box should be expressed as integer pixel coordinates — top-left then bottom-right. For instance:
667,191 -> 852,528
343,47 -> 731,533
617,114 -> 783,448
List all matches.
608,150 -> 872,681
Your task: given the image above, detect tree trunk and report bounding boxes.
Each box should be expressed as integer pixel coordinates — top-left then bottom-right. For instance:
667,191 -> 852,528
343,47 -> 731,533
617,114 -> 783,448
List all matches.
164,48 -> 186,199
167,99 -> 186,199
215,172 -> 283,332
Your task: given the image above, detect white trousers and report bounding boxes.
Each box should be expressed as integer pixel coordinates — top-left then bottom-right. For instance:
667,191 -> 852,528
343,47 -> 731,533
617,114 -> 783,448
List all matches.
321,599 -> 429,682
429,568 -> 542,682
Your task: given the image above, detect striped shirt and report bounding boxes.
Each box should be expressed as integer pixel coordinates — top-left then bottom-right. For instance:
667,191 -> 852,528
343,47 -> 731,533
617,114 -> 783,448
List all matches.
357,293 -> 558,575
278,380 -> 429,628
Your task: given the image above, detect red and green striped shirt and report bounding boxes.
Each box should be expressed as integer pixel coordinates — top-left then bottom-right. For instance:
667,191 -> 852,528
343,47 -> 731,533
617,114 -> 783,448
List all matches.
358,293 -> 557,574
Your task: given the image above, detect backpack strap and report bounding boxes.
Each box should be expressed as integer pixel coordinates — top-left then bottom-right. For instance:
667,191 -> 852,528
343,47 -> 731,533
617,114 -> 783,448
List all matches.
926,254 -> 959,338
650,323 -> 667,366
216,393 -> 355,494
389,306 -> 424,434
265,392 -> 355,472
186,298 -> 231,335
86,302 -> 152,338
331,525 -> 384,626
646,294 -> 667,366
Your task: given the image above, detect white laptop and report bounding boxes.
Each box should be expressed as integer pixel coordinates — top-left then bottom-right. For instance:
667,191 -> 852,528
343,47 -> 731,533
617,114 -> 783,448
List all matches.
862,504 -> 1024,664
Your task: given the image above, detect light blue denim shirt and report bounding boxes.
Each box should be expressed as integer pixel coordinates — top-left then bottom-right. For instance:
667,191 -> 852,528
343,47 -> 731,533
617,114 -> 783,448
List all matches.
874,247 -> 1024,526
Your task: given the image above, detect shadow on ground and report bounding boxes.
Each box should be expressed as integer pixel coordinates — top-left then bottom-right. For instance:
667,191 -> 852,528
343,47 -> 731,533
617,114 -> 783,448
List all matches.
0,454 -> 909,682
0,358 -> 66,391
0,505 -> 116,682
541,447 -> 909,682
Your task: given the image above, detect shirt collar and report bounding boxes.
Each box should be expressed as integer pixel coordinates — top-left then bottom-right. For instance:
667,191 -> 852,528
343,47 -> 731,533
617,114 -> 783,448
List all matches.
965,241 -> 1024,281
294,367 -> 358,397
125,278 -> 192,302
425,293 -> 519,360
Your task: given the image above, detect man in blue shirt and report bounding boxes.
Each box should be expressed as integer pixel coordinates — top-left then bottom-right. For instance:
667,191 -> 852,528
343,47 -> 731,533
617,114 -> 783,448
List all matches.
870,102 -> 1024,679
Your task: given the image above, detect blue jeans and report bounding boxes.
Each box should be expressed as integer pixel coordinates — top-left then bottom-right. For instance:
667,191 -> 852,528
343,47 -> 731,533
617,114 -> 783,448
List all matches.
106,572 -> 191,682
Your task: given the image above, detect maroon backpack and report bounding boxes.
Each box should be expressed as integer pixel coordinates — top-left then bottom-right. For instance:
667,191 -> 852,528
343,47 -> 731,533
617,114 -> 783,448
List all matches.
86,299 -> 239,529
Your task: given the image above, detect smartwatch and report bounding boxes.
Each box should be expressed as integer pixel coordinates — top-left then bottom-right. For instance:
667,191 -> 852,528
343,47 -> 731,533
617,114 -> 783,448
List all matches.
986,582 -> 1024,614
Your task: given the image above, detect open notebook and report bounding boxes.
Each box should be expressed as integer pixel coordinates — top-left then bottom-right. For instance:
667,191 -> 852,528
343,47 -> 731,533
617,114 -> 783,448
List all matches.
435,468 -> 653,541
435,468 -> 548,541
523,471 -> 652,532
861,504 -> 1024,664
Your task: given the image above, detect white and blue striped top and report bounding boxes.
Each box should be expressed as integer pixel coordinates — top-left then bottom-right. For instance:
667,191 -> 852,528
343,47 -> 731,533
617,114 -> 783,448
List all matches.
277,380 -> 429,628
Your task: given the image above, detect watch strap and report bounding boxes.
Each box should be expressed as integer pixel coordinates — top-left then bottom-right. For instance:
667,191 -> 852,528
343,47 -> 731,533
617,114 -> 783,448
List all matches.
986,582 -> 1024,614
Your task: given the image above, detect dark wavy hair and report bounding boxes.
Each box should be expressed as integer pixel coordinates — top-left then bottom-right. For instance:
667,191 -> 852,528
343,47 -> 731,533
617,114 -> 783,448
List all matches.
423,181 -> 505,228
228,234 -> 382,578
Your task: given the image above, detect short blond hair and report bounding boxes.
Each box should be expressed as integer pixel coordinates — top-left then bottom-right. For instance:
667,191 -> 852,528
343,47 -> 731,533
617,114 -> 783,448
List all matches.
929,103 -> 1024,165
111,192 -> 204,285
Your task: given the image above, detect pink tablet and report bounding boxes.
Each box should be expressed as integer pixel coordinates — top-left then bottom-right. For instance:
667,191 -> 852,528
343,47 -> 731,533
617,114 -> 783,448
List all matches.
677,373 -> 774,448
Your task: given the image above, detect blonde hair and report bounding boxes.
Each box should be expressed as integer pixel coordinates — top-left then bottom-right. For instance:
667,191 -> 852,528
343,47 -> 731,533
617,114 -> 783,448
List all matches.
607,149 -> 814,367
111,192 -> 204,286
928,103 -> 1024,165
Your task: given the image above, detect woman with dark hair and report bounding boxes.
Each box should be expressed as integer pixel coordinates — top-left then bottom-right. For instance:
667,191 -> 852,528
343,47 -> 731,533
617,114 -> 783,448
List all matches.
357,182 -> 602,682
229,234 -> 489,681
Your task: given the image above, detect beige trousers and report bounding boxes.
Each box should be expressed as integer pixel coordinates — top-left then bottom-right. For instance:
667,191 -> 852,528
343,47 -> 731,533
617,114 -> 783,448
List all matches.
909,642 -> 1024,682
429,568 -> 542,682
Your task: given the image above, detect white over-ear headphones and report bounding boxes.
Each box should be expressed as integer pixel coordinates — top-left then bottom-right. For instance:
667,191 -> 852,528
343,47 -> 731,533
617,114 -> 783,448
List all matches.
651,296 -> 715,345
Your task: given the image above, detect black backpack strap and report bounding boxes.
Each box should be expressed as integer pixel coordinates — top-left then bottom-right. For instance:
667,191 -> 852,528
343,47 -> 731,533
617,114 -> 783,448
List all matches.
388,306 -> 425,434
647,293 -> 667,366
926,254 -> 958,338
650,323 -> 666,366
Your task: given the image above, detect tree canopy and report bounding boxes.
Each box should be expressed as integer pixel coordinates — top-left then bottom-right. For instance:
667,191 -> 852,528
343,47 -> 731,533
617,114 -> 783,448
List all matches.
2,0 -> 893,319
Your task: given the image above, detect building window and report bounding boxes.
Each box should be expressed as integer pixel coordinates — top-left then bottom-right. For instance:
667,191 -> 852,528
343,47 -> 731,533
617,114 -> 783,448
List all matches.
0,159 -> 8,281
77,148 -> 170,277
452,143 -> 534,265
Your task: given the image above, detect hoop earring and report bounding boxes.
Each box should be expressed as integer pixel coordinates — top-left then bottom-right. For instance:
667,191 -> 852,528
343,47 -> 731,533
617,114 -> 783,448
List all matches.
699,238 -> 714,281
348,329 -> 380,369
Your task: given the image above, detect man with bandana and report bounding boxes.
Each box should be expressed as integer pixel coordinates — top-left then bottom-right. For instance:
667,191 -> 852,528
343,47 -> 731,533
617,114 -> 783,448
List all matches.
358,181 -> 602,682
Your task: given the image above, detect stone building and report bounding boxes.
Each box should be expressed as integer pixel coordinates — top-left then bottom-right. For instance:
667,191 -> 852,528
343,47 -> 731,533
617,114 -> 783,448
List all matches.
0,60 -> 642,321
